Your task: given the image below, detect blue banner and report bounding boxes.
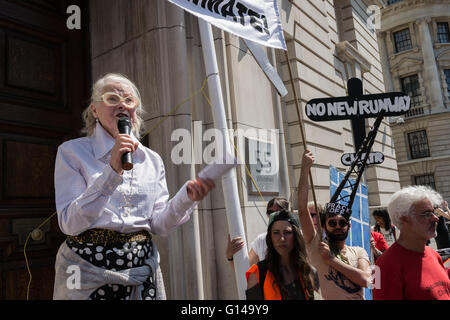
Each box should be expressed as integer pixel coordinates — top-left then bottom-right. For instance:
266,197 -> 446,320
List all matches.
329,166 -> 372,300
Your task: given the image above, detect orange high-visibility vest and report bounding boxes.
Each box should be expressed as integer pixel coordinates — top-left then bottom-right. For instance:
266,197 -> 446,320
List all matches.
245,263 -> 309,300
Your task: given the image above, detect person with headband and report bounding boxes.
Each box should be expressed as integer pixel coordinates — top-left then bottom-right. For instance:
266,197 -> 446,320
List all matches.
297,150 -> 371,300
225,197 -> 289,266
245,210 -> 317,300
226,198 -> 322,266
53,73 -> 215,300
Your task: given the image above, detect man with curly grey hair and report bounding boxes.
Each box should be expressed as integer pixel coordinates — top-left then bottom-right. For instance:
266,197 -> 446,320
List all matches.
373,185 -> 450,300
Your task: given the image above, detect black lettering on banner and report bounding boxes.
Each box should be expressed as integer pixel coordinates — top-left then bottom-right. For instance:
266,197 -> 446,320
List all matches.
207,0 -> 223,14
261,15 -> 270,35
221,0 -> 235,18
235,2 -> 248,26
187,0 -> 270,35
248,9 -> 270,35
248,9 -> 262,32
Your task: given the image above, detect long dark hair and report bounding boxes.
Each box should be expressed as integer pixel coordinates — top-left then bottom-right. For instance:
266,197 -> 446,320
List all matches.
265,212 -> 315,300
372,208 -> 392,232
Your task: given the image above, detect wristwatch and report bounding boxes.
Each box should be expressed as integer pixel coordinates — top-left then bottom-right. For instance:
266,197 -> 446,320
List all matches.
227,256 -> 233,261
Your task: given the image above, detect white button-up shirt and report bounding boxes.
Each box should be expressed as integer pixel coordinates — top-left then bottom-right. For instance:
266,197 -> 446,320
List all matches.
54,122 -> 196,236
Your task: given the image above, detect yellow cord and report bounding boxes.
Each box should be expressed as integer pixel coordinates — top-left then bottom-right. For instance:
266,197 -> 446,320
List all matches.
199,86 -> 267,203
23,211 -> 57,300
140,77 -> 209,139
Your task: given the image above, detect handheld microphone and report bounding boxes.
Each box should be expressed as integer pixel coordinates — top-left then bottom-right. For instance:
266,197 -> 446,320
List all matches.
117,117 -> 133,171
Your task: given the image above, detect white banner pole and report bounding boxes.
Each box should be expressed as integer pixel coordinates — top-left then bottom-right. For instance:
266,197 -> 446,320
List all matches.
198,19 -> 249,300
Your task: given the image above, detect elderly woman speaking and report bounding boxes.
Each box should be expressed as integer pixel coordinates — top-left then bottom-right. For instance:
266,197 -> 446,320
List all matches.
53,73 -> 214,300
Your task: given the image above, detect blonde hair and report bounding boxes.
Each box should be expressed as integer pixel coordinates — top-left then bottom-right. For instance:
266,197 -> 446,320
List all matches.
81,73 -> 145,139
307,201 -> 323,213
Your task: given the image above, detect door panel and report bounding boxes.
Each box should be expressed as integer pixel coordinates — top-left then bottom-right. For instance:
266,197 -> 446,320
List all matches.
0,0 -> 90,299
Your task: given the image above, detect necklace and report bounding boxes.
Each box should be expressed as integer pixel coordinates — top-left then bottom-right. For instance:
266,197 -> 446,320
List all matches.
120,168 -> 135,216
330,243 -> 350,265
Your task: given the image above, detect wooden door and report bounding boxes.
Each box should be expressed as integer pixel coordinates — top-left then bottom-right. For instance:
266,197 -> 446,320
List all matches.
0,0 -> 90,299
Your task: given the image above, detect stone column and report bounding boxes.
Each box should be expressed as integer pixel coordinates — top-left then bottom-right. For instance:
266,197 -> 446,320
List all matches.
160,3 -> 205,300
416,18 -> 444,111
377,31 -> 394,92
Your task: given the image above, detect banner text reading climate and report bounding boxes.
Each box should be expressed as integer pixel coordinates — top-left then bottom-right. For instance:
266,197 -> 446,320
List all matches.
187,0 -> 269,35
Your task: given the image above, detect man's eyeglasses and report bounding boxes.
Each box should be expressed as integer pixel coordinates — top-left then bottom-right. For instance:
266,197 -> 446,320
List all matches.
417,211 -> 438,219
327,219 -> 348,228
97,92 -> 139,108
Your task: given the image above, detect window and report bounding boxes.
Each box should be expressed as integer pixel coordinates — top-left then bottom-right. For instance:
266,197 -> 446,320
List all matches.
401,75 -> 422,107
408,130 -> 430,159
387,0 -> 402,4
393,28 -> 412,53
414,174 -> 436,190
437,22 -> 450,43
445,69 -> 450,98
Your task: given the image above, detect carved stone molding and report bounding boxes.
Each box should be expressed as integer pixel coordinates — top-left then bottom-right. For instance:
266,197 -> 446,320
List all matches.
336,41 -> 372,73
365,0 -> 386,7
376,30 -> 386,39
390,56 -> 423,72
416,17 -> 432,26
384,0 -> 450,14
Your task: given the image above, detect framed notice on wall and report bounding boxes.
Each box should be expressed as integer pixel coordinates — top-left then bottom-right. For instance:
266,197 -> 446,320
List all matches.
245,137 -> 279,196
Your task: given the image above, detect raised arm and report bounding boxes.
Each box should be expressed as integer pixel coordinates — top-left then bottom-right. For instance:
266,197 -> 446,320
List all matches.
436,201 -> 450,220
297,149 -> 316,244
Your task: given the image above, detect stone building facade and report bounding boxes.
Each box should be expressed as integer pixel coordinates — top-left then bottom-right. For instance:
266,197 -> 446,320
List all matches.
88,0 -> 400,299
378,0 -> 450,204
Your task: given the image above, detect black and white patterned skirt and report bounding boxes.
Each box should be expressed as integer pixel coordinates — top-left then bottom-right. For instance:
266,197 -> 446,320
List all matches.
66,237 -> 157,300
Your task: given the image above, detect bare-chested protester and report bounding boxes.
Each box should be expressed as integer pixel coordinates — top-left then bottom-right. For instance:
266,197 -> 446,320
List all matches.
297,149 -> 371,300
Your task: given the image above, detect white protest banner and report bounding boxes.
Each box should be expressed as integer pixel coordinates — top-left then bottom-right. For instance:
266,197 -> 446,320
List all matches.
166,0 -> 286,50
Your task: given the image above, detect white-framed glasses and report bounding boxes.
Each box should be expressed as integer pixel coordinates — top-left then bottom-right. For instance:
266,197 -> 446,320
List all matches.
97,92 -> 139,108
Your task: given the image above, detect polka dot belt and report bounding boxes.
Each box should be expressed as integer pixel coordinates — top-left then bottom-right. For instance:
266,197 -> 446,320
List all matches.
67,228 -> 152,245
